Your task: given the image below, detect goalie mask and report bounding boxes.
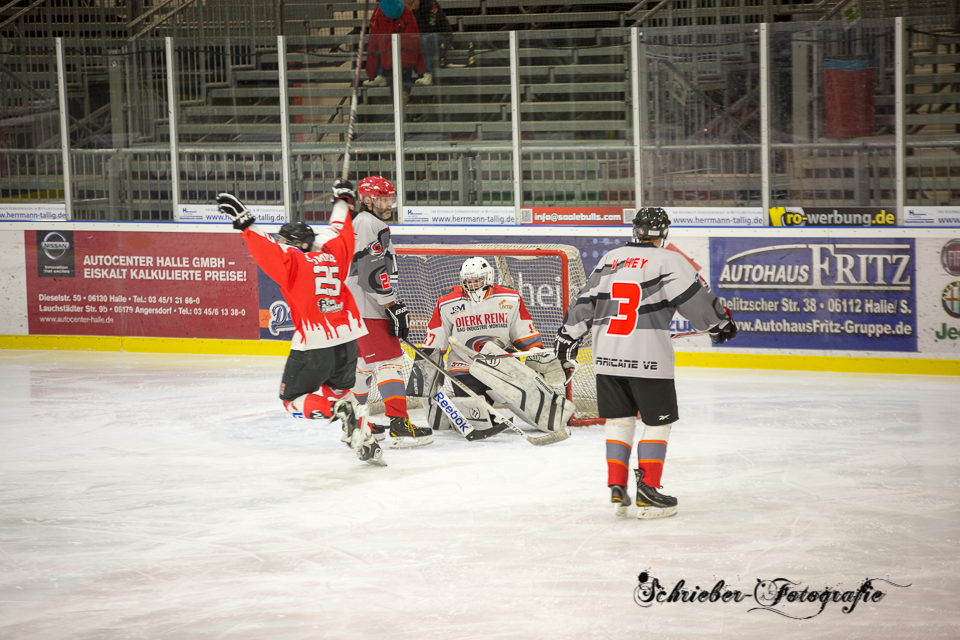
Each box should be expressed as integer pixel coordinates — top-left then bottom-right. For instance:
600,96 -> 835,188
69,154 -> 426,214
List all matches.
460,257 -> 494,304
632,207 -> 670,243
358,176 -> 397,221
277,222 -> 316,252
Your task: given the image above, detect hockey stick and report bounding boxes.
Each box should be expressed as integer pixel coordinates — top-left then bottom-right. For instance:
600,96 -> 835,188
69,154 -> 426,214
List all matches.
401,339 -> 571,446
341,0 -> 369,182
471,347 -> 554,360
671,330 -> 706,339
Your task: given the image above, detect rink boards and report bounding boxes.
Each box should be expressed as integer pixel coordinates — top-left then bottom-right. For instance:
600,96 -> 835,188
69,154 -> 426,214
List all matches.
1,223 -> 958,376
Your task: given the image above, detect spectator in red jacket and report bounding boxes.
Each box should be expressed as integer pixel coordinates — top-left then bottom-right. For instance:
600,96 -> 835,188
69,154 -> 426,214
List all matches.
363,0 -> 425,105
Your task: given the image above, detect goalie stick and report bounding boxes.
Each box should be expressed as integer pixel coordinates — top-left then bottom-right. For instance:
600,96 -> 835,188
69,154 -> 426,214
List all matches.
401,339 -> 572,446
477,332 -> 704,360
341,0 -> 369,181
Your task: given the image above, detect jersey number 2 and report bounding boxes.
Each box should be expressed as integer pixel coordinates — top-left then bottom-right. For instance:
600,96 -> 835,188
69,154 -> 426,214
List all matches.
606,281 -> 642,335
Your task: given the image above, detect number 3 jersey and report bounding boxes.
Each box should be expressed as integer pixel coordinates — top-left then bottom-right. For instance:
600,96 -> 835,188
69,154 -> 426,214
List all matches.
423,285 -> 543,374
241,200 -> 366,351
561,241 -> 728,379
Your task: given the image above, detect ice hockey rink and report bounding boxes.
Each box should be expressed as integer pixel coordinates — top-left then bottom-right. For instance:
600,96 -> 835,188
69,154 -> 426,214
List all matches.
1,350 -> 957,639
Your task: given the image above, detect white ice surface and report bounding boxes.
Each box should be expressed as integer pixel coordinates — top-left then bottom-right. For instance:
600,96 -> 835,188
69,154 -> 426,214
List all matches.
1,351 -> 958,639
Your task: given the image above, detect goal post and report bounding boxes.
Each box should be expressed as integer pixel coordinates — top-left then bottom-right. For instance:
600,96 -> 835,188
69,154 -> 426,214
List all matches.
363,243 -> 600,425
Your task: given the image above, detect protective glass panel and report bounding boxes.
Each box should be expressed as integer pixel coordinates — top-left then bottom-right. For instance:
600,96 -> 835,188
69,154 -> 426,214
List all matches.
769,19 -> 898,209
0,38 -> 64,206
904,23 -> 960,206
517,28 -> 633,210
283,28 -> 397,223
403,32 -> 514,207
63,38 -> 174,220
638,23 -> 763,207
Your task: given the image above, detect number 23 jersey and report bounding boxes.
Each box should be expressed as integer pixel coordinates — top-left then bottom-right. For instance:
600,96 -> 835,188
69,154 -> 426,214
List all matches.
423,285 -> 543,374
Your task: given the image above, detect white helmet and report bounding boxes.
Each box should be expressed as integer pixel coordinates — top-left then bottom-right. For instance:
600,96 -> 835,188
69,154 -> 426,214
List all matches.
460,257 -> 494,304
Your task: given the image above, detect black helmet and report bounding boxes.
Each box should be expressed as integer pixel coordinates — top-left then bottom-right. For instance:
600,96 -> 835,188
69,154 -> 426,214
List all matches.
278,222 -> 316,252
632,207 -> 670,242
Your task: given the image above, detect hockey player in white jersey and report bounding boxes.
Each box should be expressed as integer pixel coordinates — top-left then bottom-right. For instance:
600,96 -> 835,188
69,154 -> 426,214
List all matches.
340,175 -> 433,448
555,207 -> 738,519
407,257 -> 574,441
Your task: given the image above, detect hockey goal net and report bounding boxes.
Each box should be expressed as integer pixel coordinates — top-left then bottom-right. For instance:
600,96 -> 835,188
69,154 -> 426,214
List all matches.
364,244 -> 600,425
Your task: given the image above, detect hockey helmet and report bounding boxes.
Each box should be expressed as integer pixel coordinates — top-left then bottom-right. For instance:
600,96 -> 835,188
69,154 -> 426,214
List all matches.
358,176 -> 397,220
632,207 -> 670,243
460,257 -> 494,304
278,222 -> 316,252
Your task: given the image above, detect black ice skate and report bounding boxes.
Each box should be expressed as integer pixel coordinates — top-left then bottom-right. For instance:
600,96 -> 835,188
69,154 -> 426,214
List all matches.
334,401 -> 386,466
610,484 -> 631,517
341,420 -> 385,447
356,433 -> 386,466
634,469 -> 678,520
388,416 -> 434,449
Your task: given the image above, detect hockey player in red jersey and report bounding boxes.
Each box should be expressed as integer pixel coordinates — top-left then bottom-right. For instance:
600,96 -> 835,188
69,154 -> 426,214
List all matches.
407,257 -> 573,440
216,182 -> 386,466
345,175 -> 433,449
555,207 -> 738,518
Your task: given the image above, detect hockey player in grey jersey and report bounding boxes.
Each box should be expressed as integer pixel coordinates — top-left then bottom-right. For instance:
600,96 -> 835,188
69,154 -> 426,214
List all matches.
555,207 -> 738,519
341,176 -> 433,448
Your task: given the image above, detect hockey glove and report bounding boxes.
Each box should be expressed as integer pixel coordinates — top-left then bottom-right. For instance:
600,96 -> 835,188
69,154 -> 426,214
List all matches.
386,300 -> 410,339
709,307 -> 738,345
216,193 -> 255,231
332,179 -> 356,209
553,327 -> 581,381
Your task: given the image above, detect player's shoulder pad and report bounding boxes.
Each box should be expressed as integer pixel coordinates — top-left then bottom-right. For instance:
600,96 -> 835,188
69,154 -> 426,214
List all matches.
437,286 -> 465,304
487,285 -> 521,298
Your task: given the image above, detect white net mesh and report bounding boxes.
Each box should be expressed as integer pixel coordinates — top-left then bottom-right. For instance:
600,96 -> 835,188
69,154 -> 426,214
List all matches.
363,244 -> 598,421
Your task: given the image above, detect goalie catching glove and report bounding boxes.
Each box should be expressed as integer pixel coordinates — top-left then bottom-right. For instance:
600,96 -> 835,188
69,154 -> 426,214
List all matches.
216,193 -> 255,231
386,300 -> 410,339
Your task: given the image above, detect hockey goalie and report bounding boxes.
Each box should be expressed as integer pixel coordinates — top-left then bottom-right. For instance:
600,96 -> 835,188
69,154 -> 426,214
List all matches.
405,257 -> 575,441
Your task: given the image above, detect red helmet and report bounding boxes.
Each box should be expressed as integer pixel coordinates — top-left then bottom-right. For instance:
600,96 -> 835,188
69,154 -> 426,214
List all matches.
358,176 -> 396,198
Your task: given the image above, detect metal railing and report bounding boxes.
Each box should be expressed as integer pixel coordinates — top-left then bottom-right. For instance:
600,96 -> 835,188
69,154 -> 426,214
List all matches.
2,18 -> 958,223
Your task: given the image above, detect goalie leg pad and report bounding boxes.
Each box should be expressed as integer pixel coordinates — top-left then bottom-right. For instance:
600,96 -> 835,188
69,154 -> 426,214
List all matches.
469,343 -> 574,432
430,390 -> 500,439
406,349 -> 443,398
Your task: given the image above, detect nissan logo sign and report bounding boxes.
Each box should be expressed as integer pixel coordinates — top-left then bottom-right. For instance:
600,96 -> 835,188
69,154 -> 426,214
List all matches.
40,231 -> 70,260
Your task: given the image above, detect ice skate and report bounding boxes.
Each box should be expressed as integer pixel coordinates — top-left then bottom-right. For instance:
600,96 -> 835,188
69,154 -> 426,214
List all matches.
634,469 -> 677,519
334,400 -> 386,466
388,416 -> 434,448
341,420 -> 385,447
610,484 -> 631,517
356,429 -> 387,466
